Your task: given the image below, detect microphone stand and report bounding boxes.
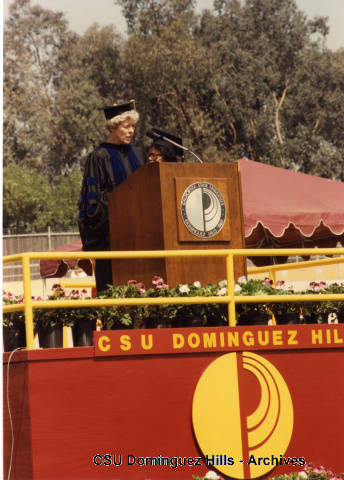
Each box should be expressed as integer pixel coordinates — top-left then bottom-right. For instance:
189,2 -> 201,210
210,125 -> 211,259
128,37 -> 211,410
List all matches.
152,133 -> 203,163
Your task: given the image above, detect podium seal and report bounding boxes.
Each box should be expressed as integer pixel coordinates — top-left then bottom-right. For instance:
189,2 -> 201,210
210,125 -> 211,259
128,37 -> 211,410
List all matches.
180,182 -> 226,238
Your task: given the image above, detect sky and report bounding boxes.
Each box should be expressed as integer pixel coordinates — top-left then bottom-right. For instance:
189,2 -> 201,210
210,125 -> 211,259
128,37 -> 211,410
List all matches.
3,0 -> 344,51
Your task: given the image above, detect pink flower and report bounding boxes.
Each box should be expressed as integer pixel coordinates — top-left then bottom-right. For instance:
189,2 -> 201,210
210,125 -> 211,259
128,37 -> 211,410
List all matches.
276,280 -> 285,287
151,275 -> 168,289
155,283 -> 169,290
309,281 -> 327,291
263,277 -> 273,286
127,280 -> 138,286
152,276 -> 164,285
137,282 -> 146,293
51,284 -> 65,297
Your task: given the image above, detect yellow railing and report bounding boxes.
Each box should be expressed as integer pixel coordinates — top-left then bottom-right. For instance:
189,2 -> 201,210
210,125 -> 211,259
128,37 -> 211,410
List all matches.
59,255 -> 344,289
3,248 -> 344,350
247,255 -> 344,286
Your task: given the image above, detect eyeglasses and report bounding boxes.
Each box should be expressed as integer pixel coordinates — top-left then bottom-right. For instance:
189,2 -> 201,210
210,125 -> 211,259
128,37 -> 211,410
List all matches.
148,153 -> 163,161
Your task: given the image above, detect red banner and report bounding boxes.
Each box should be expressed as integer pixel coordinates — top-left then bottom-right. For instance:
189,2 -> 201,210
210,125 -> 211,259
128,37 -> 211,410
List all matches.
94,324 -> 344,357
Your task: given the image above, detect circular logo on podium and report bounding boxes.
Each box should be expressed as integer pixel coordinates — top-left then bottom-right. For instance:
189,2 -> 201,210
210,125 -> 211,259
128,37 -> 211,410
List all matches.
180,182 -> 226,238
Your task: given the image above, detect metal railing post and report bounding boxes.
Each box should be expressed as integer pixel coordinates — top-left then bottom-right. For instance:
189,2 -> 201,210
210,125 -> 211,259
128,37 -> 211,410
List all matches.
269,268 -> 276,287
48,226 -> 52,250
226,252 -> 236,327
63,326 -> 69,348
268,269 -> 277,325
22,254 -> 35,349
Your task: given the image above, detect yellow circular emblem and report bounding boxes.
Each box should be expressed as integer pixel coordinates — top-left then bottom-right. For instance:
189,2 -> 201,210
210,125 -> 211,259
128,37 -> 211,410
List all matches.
192,352 -> 294,479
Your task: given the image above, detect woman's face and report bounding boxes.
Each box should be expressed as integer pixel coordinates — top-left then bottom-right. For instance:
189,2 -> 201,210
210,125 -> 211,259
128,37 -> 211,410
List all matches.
148,147 -> 164,163
111,118 -> 136,144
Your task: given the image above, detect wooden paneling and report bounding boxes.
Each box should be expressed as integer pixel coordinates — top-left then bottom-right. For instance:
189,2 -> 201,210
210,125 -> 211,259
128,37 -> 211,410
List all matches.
108,162 -> 246,287
108,163 -> 166,287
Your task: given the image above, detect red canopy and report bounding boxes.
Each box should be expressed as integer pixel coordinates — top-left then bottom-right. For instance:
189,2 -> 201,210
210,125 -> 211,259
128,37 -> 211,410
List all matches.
39,240 -> 92,278
238,158 -> 344,249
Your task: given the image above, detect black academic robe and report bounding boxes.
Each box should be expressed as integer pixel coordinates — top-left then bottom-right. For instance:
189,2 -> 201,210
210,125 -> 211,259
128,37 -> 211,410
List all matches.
78,143 -> 146,252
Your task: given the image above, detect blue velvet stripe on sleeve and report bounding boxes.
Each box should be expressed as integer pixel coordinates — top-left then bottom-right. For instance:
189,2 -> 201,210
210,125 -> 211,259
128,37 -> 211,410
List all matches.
86,191 -> 98,200
87,177 -> 98,186
86,205 -> 96,216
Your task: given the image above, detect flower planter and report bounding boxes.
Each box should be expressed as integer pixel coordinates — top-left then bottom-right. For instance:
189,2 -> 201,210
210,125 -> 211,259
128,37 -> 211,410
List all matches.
72,319 -> 97,347
339,308 -> 344,323
176,315 -> 204,328
110,321 -> 134,330
144,317 -> 172,329
205,316 -> 228,327
237,313 -> 270,326
3,323 -> 26,352
38,325 -> 63,348
275,313 -> 300,324
304,313 -> 332,324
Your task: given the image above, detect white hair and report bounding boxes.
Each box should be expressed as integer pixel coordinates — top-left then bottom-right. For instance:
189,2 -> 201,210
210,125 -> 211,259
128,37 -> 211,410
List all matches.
106,110 -> 139,131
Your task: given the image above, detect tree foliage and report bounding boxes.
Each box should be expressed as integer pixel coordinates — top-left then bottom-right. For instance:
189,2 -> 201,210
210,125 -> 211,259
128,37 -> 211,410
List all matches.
3,163 -> 83,234
3,163 -> 54,233
3,0 -> 70,174
52,24 -> 125,173
3,0 -> 344,233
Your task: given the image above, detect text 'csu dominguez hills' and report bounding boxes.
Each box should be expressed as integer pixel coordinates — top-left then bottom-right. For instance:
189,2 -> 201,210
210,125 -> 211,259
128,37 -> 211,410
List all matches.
94,325 -> 344,356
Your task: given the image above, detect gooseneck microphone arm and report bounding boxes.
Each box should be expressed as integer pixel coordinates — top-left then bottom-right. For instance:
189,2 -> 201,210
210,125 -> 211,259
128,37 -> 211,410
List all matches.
147,130 -> 203,163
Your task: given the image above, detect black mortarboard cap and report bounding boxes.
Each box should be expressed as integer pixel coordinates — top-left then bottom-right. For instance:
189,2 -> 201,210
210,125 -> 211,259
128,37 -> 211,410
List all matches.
100,99 -> 136,120
147,128 -> 184,157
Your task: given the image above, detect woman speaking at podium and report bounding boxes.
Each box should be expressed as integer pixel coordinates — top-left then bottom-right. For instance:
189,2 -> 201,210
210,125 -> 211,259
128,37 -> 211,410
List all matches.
78,100 -> 146,293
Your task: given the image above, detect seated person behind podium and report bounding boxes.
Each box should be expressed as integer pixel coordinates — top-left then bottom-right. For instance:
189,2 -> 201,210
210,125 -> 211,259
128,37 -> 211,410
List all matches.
78,100 -> 146,293
147,129 -> 184,163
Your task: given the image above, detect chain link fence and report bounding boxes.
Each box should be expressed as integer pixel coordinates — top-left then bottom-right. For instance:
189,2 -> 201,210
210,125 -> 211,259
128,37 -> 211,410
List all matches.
3,230 -> 80,281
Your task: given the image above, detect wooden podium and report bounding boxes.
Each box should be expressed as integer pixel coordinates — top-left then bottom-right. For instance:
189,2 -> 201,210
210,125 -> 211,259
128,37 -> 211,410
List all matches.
108,161 -> 246,287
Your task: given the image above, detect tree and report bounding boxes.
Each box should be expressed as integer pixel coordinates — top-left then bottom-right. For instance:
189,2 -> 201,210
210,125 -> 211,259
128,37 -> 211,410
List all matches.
51,168 -> 83,231
115,0 -> 196,35
193,0 -> 340,174
3,0 -> 71,175
113,0 -> 344,175
51,24 -> 125,173
279,48 -> 344,179
3,163 -> 54,233
116,0 -> 231,162
3,162 -> 82,234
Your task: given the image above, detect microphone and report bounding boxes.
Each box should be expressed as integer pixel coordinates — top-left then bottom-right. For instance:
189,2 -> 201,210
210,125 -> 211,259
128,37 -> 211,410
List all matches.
146,130 -> 163,141
147,129 -> 203,163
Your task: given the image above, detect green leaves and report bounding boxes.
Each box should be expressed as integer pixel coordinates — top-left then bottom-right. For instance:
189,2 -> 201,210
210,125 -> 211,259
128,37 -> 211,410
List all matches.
3,162 -> 53,233
3,162 -> 82,233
